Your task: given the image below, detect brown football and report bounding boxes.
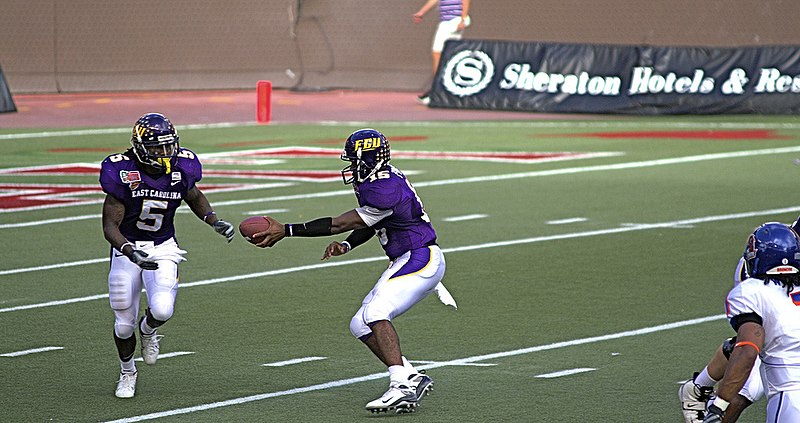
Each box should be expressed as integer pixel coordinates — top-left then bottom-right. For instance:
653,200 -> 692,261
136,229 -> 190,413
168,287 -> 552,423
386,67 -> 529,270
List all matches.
238,216 -> 271,244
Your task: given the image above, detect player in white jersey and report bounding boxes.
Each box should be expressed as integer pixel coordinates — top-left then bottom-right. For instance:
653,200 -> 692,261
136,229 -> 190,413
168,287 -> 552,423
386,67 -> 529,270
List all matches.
702,222 -> 800,422
678,257 -> 764,422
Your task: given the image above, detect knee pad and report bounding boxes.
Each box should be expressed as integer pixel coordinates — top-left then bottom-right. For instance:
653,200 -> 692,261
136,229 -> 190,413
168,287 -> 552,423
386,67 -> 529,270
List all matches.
349,313 -> 371,339
114,321 -> 136,339
722,336 -> 737,360
361,301 -> 392,326
148,293 -> 174,322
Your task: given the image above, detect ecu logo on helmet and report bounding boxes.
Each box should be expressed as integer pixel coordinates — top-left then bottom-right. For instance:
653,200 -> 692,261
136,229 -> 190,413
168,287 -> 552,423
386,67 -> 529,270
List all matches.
354,137 -> 383,152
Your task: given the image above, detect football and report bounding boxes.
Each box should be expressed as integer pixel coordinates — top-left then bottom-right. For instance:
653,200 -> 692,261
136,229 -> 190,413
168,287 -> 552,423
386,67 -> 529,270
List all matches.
238,216 -> 271,244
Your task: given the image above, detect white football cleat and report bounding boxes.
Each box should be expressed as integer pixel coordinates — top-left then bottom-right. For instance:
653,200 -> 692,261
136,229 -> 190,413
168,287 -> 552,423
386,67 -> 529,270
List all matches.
115,371 -> 137,398
365,383 -> 418,414
678,374 -> 714,423
140,332 -> 163,365
408,373 -> 434,401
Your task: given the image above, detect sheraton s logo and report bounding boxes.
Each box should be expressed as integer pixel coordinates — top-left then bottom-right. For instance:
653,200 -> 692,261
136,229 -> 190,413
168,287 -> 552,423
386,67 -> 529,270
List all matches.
442,50 -> 495,97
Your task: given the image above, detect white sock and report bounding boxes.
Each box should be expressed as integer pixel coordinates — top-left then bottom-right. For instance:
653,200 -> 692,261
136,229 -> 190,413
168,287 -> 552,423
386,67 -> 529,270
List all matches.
401,356 -> 418,374
388,365 -> 412,385
694,367 -> 718,387
120,358 -> 136,374
140,317 -> 156,336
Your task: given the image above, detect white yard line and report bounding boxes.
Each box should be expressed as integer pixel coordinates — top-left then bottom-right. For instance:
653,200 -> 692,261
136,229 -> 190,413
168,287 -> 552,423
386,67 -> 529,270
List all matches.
3,205 -> 800,313
442,214 -> 488,222
102,314 -> 723,423
546,217 -> 588,225
535,368 -> 597,378
0,346 -> 64,357
261,357 -> 327,367
0,258 -> 109,276
134,352 -> 194,362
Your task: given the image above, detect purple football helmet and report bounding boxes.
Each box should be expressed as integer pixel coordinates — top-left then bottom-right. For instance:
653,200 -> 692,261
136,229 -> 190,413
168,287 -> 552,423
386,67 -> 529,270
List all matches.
130,113 -> 179,173
340,128 -> 390,185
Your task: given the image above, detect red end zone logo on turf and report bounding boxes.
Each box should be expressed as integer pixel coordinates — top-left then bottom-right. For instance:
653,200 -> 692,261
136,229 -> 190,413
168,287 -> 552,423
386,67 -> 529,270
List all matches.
0,149 -> 621,212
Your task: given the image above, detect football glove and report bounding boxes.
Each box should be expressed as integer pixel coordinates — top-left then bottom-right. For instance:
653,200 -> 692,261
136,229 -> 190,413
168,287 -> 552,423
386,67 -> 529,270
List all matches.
130,249 -> 159,270
213,219 -> 235,242
701,404 -> 724,423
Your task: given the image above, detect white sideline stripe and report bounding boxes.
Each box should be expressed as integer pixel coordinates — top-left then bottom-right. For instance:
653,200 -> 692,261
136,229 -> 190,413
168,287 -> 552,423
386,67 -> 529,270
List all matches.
134,351 -> 194,362
261,356 -> 327,367
442,214 -> 488,222
3,144 -> 800,230
4,119 -> 800,140
103,314 -> 724,423
3,205 -> 800,312
546,217 -> 588,225
0,346 -> 64,357
535,368 -> 596,378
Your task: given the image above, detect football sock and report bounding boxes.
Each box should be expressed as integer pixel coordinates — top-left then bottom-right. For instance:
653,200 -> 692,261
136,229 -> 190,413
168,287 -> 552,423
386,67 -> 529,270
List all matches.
695,367 -> 718,387
113,331 -> 136,361
120,357 -> 136,374
388,365 -> 412,385
140,317 -> 156,336
401,356 -> 418,373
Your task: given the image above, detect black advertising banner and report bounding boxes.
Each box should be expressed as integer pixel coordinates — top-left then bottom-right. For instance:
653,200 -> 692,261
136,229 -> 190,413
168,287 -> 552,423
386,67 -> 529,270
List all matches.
430,40 -> 800,114
0,65 -> 16,114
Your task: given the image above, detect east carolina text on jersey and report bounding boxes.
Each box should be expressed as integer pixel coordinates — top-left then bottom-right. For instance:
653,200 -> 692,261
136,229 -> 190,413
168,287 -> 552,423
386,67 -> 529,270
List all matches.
131,190 -> 183,199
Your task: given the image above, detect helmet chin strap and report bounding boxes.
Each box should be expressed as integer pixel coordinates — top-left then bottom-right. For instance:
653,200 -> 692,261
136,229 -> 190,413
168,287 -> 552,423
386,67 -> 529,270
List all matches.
157,157 -> 172,174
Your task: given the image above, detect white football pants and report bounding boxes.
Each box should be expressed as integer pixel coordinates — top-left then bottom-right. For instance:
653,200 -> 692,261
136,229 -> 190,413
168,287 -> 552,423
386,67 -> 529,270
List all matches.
350,245 -> 446,339
108,239 -> 184,338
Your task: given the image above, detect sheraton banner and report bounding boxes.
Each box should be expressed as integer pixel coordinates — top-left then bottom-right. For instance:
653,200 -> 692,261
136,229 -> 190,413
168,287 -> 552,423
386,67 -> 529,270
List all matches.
429,40 -> 800,114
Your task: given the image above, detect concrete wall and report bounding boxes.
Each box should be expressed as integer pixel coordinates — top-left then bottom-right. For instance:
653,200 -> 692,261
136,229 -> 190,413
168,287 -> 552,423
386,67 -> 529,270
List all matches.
2,0 -> 798,94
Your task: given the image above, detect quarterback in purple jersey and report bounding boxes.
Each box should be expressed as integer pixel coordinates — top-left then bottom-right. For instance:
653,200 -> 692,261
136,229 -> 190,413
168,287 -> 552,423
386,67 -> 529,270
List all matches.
100,113 -> 234,399
253,128 -> 456,414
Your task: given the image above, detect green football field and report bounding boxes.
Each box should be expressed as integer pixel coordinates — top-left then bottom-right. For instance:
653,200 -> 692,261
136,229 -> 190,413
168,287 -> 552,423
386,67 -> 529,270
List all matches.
2,117 -> 800,421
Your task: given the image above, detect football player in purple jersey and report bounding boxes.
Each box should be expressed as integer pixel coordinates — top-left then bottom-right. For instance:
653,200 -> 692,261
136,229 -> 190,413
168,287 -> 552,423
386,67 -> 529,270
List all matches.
253,128 -> 456,414
99,113 -> 234,398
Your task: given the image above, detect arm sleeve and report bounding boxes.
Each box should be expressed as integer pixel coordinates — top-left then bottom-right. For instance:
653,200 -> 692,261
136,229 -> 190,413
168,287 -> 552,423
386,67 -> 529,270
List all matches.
344,227 -> 375,249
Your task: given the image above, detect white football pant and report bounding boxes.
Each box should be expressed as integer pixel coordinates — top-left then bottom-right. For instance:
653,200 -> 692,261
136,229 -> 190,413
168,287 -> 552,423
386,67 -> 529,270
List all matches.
108,239 -> 185,338
350,245 -> 446,339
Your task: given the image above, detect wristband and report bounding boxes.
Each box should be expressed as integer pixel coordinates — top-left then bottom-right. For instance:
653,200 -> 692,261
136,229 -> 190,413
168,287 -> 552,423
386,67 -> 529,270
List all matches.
119,242 -> 134,252
203,211 -> 217,223
734,341 -> 761,354
711,397 -> 729,411
341,241 -> 352,253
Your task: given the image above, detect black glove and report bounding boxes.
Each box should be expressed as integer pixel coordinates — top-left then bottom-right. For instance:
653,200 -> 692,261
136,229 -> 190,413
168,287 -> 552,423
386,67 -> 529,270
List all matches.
702,404 -> 724,423
213,219 -> 235,242
130,249 -> 159,270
